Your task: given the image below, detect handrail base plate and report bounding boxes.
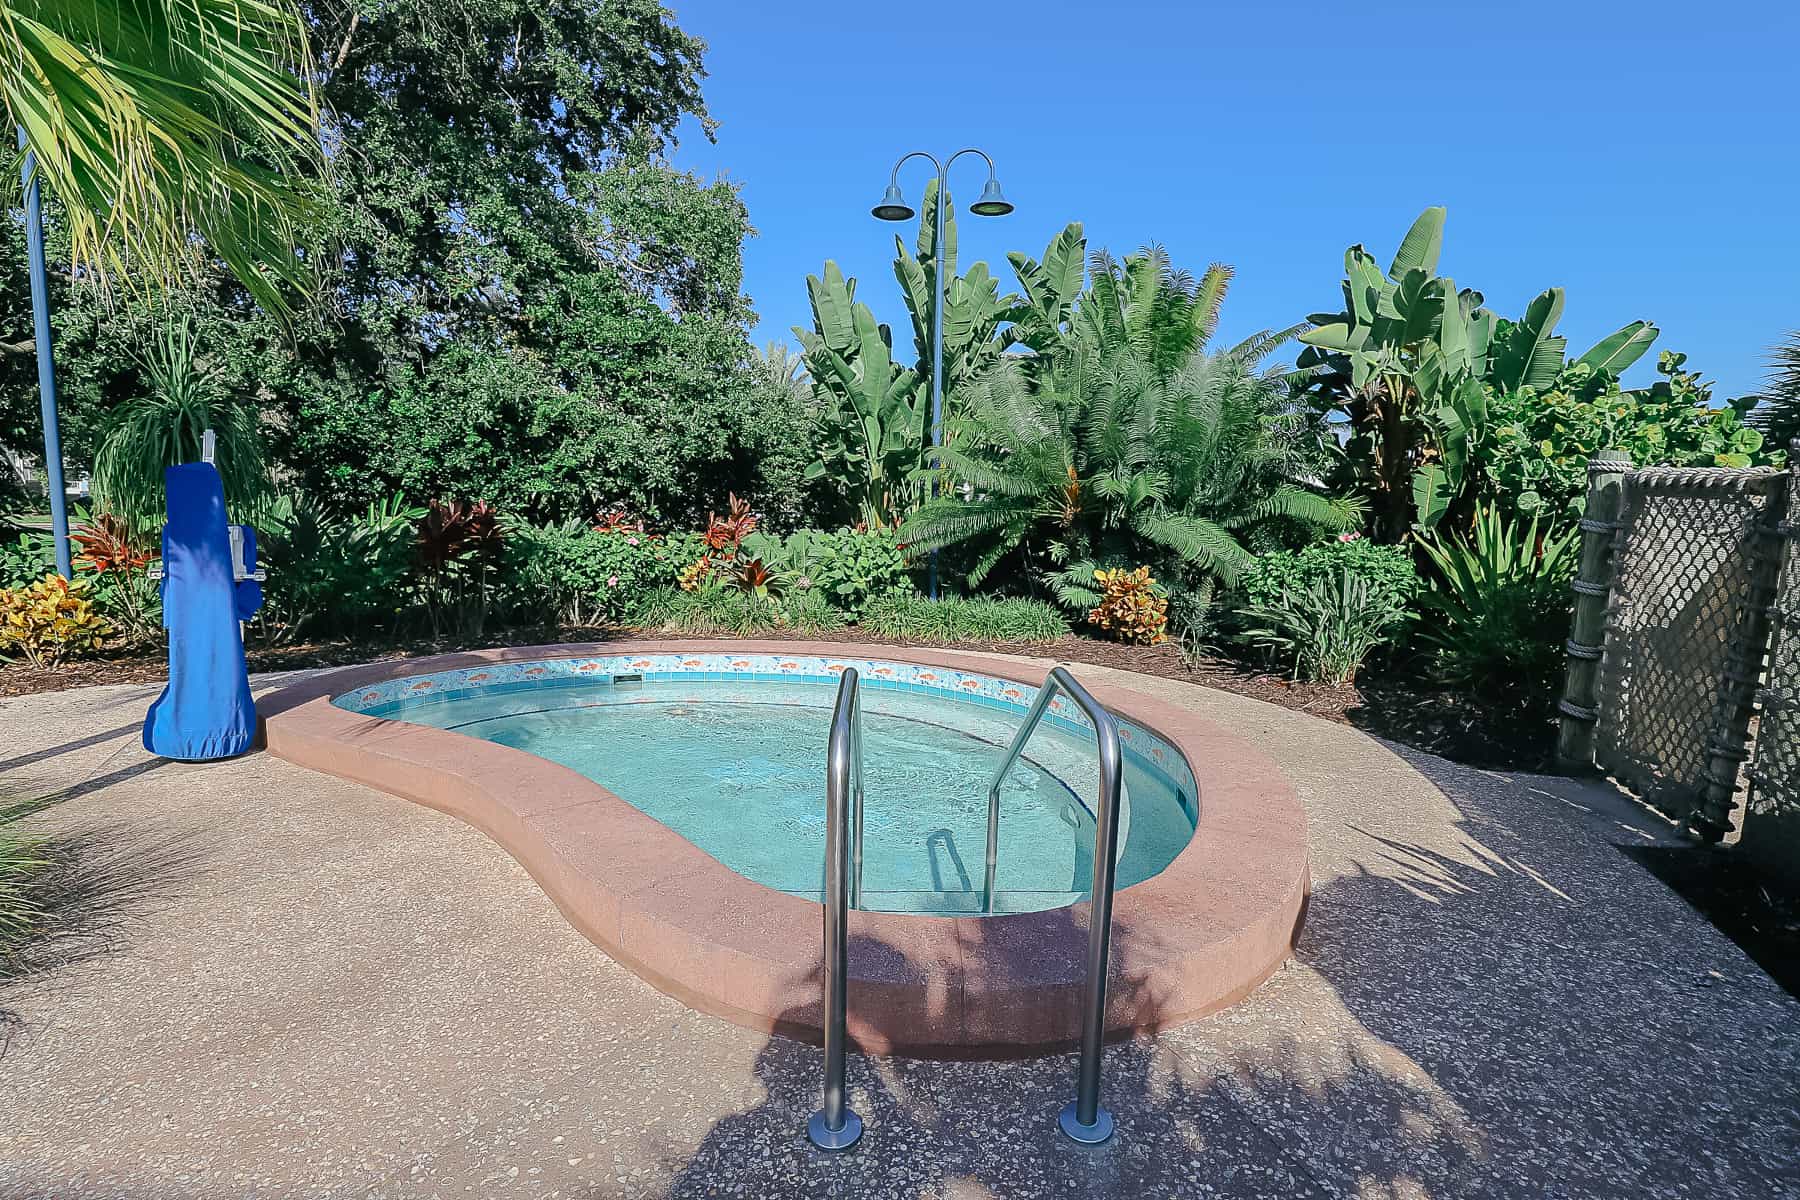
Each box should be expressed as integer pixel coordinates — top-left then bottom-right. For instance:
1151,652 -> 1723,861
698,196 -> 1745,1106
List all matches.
1058,1101 -> 1115,1146
807,1108 -> 864,1152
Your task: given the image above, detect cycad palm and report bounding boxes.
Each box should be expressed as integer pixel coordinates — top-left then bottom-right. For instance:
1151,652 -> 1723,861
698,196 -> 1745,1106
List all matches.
1075,244 -> 1233,375
1,0 -> 324,313
904,336 -> 1357,606
1751,330 -> 1800,451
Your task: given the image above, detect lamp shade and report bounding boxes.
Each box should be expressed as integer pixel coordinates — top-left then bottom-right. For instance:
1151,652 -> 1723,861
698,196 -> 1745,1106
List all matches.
968,177 -> 1014,216
871,183 -> 915,221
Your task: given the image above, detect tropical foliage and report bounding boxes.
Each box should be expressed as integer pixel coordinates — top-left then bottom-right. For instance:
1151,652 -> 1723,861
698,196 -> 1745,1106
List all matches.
1297,207 -> 1661,537
0,0 -> 325,312
1237,570 -> 1397,687
0,573 -> 111,665
256,493 -> 421,641
91,320 -> 264,533
1415,507 -> 1579,710
1087,567 -> 1169,645
904,334 -> 1354,609
1483,352 -> 1778,519
1751,330 -> 1800,452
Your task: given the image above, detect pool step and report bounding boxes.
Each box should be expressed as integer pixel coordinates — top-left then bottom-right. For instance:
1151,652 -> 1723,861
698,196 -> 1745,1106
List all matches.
855,889 -> 1088,916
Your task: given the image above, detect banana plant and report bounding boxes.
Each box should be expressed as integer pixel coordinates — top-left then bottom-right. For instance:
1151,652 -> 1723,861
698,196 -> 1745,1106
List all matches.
1298,206 -> 1660,536
1297,207 -> 1494,535
794,262 -> 926,527
892,179 -> 1018,409
1002,222 -> 1088,353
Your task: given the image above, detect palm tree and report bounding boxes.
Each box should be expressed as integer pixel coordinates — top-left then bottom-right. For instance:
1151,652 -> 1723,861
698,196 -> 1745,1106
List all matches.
752,340 -> 809,400
1,0 -> 324,313
1751,330 -> 1800,452
901,333 -> 1358,608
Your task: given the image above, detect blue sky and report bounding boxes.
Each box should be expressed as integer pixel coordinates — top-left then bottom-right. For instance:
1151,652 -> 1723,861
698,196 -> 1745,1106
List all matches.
666,1 -> 1796,400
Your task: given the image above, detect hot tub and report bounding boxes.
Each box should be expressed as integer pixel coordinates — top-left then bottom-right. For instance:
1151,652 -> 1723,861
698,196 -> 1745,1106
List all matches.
260,641 -> 1309,1056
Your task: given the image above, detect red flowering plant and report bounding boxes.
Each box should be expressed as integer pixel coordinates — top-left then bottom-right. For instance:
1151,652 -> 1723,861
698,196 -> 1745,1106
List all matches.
415,500 -> 507,636
71,510 -> 160,642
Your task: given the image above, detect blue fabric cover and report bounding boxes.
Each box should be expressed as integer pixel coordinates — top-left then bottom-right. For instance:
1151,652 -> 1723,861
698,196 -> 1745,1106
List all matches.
143,464 -> 257,761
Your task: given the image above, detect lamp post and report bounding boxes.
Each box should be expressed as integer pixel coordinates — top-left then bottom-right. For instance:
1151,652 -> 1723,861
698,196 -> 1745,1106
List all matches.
16,129 -> 73,578
872,149 -> 1013,600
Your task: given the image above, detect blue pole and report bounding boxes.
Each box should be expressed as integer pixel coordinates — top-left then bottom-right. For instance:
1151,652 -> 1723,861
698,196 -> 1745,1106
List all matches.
927,169 -> 947,602
17,129 -> 73,579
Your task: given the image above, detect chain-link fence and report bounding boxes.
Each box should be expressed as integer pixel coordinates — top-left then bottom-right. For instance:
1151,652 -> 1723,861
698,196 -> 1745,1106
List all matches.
1745,506 -> 1800,884
1594,467 -> 1784,821
1559,451 -> 1800,886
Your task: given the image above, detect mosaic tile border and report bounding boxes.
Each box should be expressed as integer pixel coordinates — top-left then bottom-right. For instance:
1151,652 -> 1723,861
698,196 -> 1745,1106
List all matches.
332,652 -> 1197,804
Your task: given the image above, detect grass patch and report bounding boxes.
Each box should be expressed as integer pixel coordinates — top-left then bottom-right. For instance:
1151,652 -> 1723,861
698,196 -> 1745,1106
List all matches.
859,596 -> 1070,643
629,586 -> 848,636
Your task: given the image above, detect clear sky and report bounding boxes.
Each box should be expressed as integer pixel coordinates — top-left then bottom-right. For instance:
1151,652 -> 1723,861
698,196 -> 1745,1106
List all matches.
665,1 -> 1795,400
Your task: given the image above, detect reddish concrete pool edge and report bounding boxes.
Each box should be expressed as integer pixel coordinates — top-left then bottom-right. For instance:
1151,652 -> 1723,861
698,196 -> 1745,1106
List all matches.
258,640 -> 1310,1060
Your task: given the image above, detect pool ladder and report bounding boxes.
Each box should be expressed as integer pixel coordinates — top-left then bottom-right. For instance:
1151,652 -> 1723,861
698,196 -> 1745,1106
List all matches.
807,665 -> 1125,1151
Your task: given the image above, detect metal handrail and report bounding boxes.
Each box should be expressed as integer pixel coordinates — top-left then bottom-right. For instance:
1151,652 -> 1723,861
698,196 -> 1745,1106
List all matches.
807,668 -> 864,1152
986,665 -> 1124,1145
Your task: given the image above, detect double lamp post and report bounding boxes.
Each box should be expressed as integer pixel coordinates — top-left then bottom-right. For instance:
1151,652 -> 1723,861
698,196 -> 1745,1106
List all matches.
870,149 -> 1012,599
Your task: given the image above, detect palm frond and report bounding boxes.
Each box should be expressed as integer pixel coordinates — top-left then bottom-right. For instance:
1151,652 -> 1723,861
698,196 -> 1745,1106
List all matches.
2,0 -> 326,313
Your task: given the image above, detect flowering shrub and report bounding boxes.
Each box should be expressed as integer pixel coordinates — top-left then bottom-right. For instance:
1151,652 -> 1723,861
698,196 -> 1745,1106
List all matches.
0,575 -> 115,667
1088,567 -> 1168,644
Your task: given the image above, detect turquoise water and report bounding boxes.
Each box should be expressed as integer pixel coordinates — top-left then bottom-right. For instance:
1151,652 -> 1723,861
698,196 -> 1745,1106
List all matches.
368,677 -> 1196,914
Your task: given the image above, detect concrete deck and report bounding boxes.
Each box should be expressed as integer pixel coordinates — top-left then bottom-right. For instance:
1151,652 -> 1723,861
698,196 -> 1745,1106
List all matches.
2,656 -> 1797,1198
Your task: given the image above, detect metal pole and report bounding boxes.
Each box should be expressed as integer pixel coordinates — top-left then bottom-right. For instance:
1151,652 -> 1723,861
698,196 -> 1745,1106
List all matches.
808,668 -> 863,1152
1061,691 -> 1121,1144
926,170 -> 947,601
984,666 -> 1124,1143
17,129 -> 73,579
850,685 -> 864,911
1555,450 -> 1632,770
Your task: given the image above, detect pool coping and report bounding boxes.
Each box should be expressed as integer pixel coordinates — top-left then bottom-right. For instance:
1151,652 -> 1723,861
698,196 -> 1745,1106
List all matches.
258,640 -> 1310,1059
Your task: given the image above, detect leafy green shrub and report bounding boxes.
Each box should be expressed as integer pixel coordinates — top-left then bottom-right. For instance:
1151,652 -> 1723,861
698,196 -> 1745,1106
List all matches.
1237,536 -> 1418,633
1484,353 -> 1782,519
739,526 -> 914,614
859,595 -> 1070,643
1416,507 -> 1578,709
0,530 -> 57,589
257,494 -> 422,641
504,525 -> 701,624
1236,570 -> 1395,686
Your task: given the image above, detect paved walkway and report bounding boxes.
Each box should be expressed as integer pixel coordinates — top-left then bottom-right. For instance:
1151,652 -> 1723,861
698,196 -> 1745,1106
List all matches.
1,658 -> 1796,1199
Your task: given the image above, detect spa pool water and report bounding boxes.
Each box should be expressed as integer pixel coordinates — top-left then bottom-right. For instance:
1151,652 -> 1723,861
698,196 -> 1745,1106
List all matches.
347,670 -> 1196,915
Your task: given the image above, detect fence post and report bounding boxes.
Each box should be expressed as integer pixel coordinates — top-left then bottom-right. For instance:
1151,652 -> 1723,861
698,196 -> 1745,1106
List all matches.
1692,451 -> 1797,840
1556,450 -> 1633,771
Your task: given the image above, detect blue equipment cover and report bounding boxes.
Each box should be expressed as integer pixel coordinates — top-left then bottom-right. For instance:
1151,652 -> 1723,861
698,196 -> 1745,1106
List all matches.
143,463 -> 258,761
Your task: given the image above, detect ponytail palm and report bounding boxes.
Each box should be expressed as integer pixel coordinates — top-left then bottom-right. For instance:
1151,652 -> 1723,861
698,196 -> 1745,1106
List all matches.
903,338 -> 1359,605
1,0 -> 324,314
